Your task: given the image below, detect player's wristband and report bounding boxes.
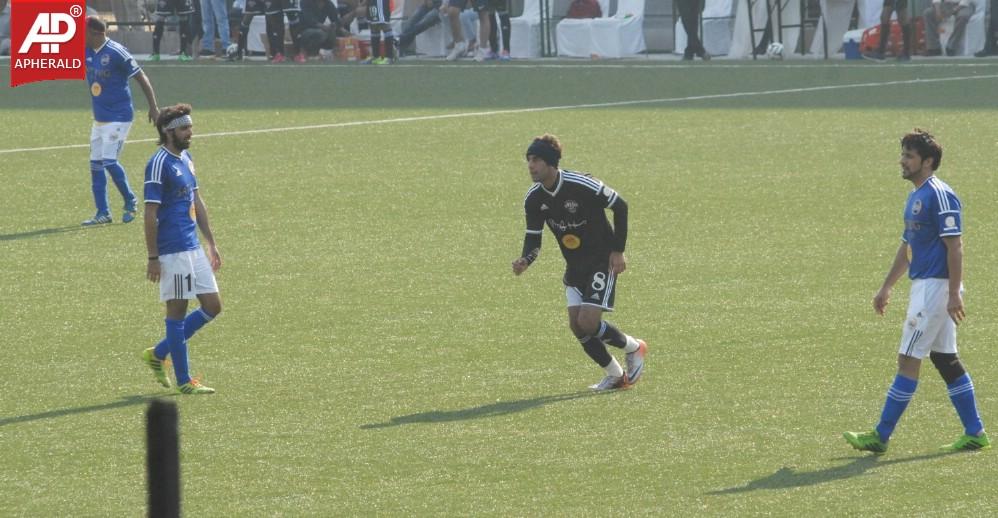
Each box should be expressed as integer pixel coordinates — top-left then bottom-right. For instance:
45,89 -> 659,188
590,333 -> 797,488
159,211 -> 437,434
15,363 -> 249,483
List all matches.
148,256 -> 159,261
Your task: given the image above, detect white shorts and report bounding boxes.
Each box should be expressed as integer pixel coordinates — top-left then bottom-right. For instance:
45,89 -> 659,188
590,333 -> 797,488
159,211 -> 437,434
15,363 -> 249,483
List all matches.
158,248 -> 219,302
89,121 -> 132,161
898,278 -> 961,359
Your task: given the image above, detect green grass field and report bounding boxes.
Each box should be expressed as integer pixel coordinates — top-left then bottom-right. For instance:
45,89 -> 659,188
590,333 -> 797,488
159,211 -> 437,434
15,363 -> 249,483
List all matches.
2,59 -> 998,515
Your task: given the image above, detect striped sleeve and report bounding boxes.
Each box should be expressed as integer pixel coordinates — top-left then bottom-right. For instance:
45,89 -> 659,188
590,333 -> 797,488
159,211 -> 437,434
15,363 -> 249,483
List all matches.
143,151 -> 166,204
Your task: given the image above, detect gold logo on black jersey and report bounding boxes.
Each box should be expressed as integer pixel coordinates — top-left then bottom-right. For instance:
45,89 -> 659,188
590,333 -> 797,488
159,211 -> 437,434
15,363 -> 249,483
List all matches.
562,234 -> 581,249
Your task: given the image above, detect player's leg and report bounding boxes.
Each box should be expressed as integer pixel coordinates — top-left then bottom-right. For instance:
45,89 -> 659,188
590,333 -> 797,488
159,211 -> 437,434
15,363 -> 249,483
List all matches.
865,0 -> 894,60
236,10 -> 258,59
284,0 -> 305,62
151,1 -> 168,59
100,122 -> 138,222
83,123 -> 111,225
947,4 -> 974,55
930,289 -> 989,450
158,251 -> 215,393
496,3 -> 511,60
896,1 -> 912,59
445,4 -> 466,60
475,1 -> 492,61
154,246 -> 221,357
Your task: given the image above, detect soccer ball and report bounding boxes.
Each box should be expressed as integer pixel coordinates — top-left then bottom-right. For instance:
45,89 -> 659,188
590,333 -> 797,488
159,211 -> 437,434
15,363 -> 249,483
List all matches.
225,43 -> 240,60
765,42 -> 785,60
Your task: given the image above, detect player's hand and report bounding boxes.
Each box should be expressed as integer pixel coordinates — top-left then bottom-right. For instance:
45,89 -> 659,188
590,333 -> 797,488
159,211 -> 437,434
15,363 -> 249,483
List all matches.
947,292 -> 965,325
609,251 -> 626,275
512,257 -> 529,276
873,287 -> 891,315
147,259 -> 161,283
148,106 -> 159,124
207,245 -> 222,272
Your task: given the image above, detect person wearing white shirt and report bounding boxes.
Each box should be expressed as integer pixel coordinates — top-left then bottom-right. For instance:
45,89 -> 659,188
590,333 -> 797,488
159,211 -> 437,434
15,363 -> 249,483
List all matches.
923,0 -> 977,55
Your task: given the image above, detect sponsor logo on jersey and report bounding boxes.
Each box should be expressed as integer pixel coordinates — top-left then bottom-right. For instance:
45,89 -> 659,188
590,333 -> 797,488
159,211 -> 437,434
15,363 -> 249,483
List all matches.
564,200 -> 578,213
911,199 -> 922,215
561,234 -> 581,250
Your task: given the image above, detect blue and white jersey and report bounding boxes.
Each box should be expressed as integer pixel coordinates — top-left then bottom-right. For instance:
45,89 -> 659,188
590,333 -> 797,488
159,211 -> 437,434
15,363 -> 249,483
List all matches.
903,176 -> 962,279
85,39 -> 142,122
144,147 -> 200,256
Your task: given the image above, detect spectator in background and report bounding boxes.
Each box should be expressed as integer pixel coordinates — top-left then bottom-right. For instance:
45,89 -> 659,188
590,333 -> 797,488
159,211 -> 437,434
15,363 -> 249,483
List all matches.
361,0 -> 397,64
923,0 -> 977,56
473,0 -> 504,61
397,0 -> 443,55
201,0 -> 231,58
190,0 -> 205,57
676,0 -> 710,60
297,0 -> 340,59
863,0 -> 913,61
151,0 -> 195,61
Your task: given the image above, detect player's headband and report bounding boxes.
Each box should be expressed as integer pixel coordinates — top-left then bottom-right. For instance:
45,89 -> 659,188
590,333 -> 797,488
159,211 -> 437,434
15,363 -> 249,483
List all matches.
164,115 -> 193,131
526,139 -> 560,167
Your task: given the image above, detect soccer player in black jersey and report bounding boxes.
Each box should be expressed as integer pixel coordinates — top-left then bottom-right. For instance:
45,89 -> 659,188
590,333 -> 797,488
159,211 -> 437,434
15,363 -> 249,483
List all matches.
512,134 -> 647,391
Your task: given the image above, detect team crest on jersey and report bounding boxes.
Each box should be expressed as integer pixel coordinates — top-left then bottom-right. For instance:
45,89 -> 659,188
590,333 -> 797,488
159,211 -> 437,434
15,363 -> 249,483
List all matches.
100,54 -> 110,66
564,200 -> 579,213
602,185 -> 615,197
561,234 -> 581,249
912,199 -> 922,215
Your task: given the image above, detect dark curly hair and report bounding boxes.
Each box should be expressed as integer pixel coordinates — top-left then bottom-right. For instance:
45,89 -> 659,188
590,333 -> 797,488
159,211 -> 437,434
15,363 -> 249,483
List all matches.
156,103 -> 193,145
901,128 -> 943,171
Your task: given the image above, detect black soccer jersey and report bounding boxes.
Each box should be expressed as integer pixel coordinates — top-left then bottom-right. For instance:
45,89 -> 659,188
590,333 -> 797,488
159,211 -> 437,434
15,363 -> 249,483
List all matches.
523,170 -> 623,270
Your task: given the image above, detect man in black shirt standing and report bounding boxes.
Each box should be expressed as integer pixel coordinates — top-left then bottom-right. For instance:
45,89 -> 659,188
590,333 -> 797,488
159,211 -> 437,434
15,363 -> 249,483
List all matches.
512,134 -> 648,391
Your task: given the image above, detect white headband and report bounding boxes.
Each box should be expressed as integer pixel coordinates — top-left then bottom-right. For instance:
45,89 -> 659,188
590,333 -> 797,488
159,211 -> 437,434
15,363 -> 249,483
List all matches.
164,114 -> 192,131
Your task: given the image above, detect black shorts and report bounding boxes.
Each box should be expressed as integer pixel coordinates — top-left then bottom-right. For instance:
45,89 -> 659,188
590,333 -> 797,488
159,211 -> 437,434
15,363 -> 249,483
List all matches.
155,0 -> 195,16
563,262 -> 617,311
367,0 -> 391,23
882,0 -> 909,10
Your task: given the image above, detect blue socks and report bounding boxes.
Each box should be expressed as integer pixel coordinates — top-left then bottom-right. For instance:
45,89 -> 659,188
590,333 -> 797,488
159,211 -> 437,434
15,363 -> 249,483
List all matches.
103,159 -> 136,208
155,309 -> 215,386
165,318 -> 190,386
947,373 -> 984,436
876,374 -> 918,442
90,160 -> 136,215
90,160 -> 109,215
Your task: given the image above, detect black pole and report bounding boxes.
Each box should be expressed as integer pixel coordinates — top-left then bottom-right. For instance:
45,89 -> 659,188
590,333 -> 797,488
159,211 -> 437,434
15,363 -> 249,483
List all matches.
147,399 -> 180,518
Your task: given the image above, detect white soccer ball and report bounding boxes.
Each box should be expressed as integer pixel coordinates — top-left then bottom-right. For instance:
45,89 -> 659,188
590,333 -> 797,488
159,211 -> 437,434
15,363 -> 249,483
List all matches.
225,43 -> 239,59
766,42 -> 785,60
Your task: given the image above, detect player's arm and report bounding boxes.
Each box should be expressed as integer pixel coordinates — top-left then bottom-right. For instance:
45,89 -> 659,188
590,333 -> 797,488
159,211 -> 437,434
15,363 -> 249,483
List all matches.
145,202 -> 161,282
873,240 -> 910,316
513,199 -> 544,276
608,194 -> 628,274
132,70 -> 160,124
943,235 -> 964,324
193,190 -> 222,271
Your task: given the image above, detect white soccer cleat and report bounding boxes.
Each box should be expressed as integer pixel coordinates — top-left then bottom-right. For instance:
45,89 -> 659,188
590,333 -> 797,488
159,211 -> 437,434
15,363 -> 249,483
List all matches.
589,374 -> 629,392
446,41 -> 467,61
625,339 -> 647,385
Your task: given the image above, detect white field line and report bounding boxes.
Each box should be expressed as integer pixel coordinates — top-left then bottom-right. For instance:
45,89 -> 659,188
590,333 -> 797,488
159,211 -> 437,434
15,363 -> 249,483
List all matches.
2,73 -> 996,155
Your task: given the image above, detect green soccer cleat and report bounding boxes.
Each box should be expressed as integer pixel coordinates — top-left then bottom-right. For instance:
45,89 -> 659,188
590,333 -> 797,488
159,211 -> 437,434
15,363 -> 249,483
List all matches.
177,379 -> 215,395
149,54 -> 161,62
142,347 -> 171,388
843,430 -> 887,454
940,432 -> 991,452
178,53 -> 193,62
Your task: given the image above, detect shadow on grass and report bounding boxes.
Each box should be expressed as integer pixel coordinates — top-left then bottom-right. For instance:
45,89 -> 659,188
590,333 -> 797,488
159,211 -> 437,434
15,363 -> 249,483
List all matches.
0,225 -> 87,242
360,391 -> 599,429
0,394 -> 166,427
708,452 -> 958,494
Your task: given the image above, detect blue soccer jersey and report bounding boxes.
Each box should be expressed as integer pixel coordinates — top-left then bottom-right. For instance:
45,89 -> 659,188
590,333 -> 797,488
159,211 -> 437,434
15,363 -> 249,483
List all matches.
144,148 -> 200,255
903,176 -> 962,279
85,39 -> 142,122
